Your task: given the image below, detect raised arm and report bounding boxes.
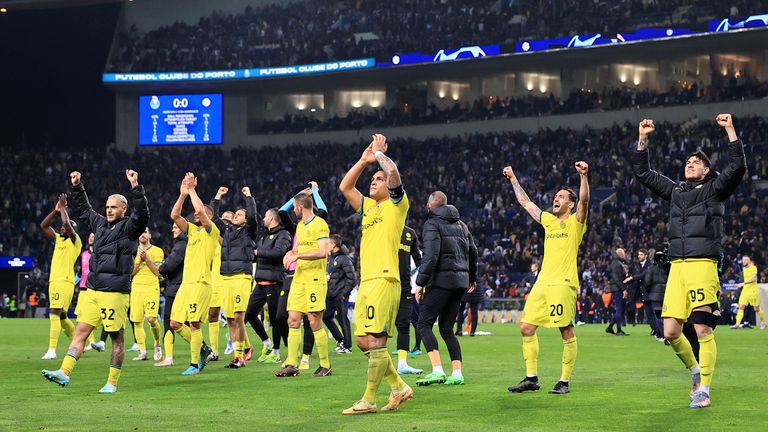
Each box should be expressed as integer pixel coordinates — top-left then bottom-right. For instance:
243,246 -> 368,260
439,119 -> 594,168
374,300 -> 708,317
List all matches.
308,182 -> 328,215
210,187 -> 228,233
711,114 -> 747,199
124,170 -> 149,240
503,166 -> 543,224
339,140 -> 377,212
631,119 -> 675,201
186,173 -> 212,230
574,161 -> 590,224
39,205 -> 58,240
242,186 -> 260,238
370,134 -> 402,190
170,177 -> 189,233
69,171 -> 105,231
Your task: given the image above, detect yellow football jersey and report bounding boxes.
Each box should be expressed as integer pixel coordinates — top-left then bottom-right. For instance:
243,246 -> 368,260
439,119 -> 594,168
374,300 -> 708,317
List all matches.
358,193 -> 409,282
211,242 -> 224,285
50,233 -> 82,283
182,222 -> 221,285
132,244 -> 164,288
536,211 -> 586,287
743,264 -> 758,290
293,216 -> 330,284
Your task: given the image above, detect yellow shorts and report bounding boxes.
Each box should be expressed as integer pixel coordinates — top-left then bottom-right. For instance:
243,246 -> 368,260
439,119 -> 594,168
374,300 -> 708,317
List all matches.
222,274 -> 252,318
738,287 -> 759,307
354,278 -> 400,337
74,288 -> 89,317
129,286 -> 160,322
521,283 -> 577,328
170,282 -> 211,323
287,281 -> 327,314
49,280 -> 75,310
662,259 -> 720,320
210,279 -> 223,308
78,290 -> 130,332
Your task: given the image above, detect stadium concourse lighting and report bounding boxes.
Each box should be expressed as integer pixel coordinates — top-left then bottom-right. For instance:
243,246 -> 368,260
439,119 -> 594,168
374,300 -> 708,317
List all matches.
0,8 -> 8,13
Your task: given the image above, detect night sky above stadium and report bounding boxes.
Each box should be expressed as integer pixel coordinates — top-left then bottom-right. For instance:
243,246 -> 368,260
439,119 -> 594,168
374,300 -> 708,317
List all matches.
0,4 -> 119,149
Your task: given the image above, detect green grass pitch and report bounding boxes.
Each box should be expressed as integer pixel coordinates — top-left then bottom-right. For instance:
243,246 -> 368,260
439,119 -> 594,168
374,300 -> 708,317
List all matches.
2,319 -> 767,431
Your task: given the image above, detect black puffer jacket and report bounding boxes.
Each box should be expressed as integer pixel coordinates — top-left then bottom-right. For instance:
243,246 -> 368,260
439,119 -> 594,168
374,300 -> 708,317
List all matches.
642,262 -> 667,303
159,235 -> 187,297
254,226 -> 292,282
415,205 -> 477,290
632,139 -> 746,259
72,182 -> 149,293
328,245 -> 357,298
211,197 -> 259,275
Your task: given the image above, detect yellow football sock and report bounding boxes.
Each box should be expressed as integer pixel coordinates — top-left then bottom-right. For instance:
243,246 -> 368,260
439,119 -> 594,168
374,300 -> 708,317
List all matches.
313,327 -> 331,368
107,366 -> 121,386
244,331 -> 252,349
384,352 -> 406,390
49,315 -> 62,350
561,337 -> 578,381
177,324 -> 192,343
286,327 -> 301,366
61,316 -> 75,339
208,321 -> 219,355
698,334 -> 717,388
363,348 -> 389,403
190,328 -> 203,366
163,330 -> 175,359
235,341 -> 245,360
522,335 -> 539,376
735,309 -> 744,326
61,355 -> 77,376
397,349 -> 408,362
669,335 -> 698,369
149,320 -> 161,345
758,310 -> 766,325
133,322 -> 146,352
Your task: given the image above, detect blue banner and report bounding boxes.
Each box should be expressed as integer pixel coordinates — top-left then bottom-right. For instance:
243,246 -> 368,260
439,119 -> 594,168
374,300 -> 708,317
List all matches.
0,256 -> 34,269
378,45 -> 500,67
103,58 -> 375,83
516,27 -> 697,53
709,14 -> 768,32
139,94 -> 223,146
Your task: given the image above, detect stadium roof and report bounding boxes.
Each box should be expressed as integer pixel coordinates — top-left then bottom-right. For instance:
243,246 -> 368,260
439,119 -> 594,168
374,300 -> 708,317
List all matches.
0,0 -> 120,10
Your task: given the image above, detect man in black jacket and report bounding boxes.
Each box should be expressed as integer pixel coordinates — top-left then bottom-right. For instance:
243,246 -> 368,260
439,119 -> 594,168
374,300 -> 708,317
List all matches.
42,169 -> 149,394
606,248 -> 630,336
394,225 -> 423,374
211,186 -> 260,368
324,235 -> 356,353
633,114 -> 746,408
249,208 -> 293,364
643,251 -> 667,342
155,222 -> 187,366
414,192 -> 477,387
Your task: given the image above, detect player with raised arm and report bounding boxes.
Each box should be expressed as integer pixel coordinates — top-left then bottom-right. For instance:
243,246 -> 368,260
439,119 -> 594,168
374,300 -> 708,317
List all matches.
42,169 -> 149,393
169,173 -> 219,376
732,255 -> 765,329
338,134 -> 413,414
632,115 -> 746,408
129,228 -> 164,362
505,162 -> 589,395
40,193 -> 82,360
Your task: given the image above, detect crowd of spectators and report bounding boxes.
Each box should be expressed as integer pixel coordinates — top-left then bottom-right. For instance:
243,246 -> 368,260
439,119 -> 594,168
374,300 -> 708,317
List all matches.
3,116 -> 766,311
107,0 -> 765,72
261,73 -> 768,133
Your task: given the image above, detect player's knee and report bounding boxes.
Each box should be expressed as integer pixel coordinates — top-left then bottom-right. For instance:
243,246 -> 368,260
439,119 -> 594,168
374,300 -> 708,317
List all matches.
170,320 -> 182,331
146,316 -> 156,324
439,326 -> 455,339
520,323 -> 536,337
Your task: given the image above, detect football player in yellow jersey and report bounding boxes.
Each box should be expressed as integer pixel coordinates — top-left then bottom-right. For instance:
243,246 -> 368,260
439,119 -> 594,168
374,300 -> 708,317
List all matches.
207,219 -> 225,362
732,255 -> 765,329
129,228 -> 164,361
339,134 -> 413,415
170,173 -> 220,376
40,193 -> 83,360
505,161 -> 590,395
274,192 -> 333,377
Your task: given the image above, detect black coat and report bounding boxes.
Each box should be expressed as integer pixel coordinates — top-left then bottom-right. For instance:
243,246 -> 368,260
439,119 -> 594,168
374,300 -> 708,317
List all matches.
415,205 -> 477,290
72,183 -> 149,293
211,197 -> 259,276
159,236 -> 187,297
328,246 -> 357,298
628,260 -> 650,301
398,226 -> 422,292
643,262 -> 667,303
609,255 -> 628,293
254,226 -> 293,282
632,139 -> 746,260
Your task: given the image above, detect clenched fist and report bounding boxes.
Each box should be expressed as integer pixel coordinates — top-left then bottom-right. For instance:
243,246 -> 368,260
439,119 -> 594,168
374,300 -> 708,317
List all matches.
125,169 -> 139,188
638,119 -> 655,138
716,113 -> 733,128
575,161 -> 589,176
216,186 -> 229,199
70,171 -> 81,186
502,166 -> 515,180
241,186 -> 251,197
